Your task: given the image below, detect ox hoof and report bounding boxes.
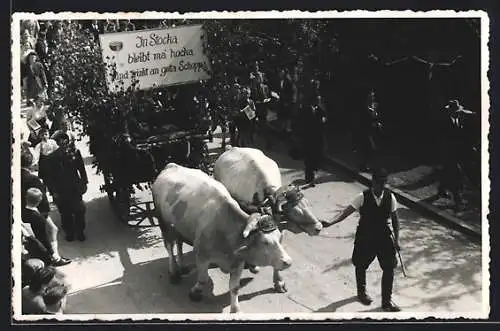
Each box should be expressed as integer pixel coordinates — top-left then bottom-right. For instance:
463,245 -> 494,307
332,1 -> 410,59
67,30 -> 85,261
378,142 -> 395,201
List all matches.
274,281 -> 288,293
169,273 -> 182,284
189,289 -> 203,302
245,263 -> 260,274
230,305 -> 241,313
179,266 -> 191,276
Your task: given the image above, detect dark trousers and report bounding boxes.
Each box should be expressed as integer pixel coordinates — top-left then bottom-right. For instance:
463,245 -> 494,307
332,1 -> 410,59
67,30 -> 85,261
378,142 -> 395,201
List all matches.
56,195 -> 86,237
228,121 -> 237,146
303,137 -> 324,183
359,134 -> 379,169
255,104 -> 272,148
304,157 -> 316,183
24,236 -> 52,264
352,229 -> 397,304
234,116 -> 253,147
438,158 -> 464,206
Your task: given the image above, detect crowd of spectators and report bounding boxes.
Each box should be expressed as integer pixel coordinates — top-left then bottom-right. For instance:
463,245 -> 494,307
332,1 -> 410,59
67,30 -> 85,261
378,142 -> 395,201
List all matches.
20,19 -> 94,315
208,52 -> 477,205
200,59 -> 328,186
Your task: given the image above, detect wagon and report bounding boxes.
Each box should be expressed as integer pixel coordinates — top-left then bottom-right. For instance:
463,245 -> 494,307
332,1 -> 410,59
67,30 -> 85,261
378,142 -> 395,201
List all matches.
99,127 -> 211,227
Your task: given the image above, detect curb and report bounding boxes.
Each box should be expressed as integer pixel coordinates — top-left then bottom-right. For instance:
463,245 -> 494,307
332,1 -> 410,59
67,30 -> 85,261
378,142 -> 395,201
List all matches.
267,121 -> 481,243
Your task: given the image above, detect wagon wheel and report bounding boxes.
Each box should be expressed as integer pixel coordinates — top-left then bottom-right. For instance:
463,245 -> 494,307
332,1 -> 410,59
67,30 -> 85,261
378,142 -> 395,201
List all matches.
103,171 -> 117,203
115,184 -> 132,223
200,141 -> 213,175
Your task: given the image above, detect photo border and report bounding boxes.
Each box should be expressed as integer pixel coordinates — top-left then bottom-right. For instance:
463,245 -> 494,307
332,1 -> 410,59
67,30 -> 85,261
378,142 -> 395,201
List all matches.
10,9 -> 492,323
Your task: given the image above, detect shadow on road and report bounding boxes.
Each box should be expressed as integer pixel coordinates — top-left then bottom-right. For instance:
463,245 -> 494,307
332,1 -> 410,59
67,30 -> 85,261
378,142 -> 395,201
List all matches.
315,296 -> 358,312
55,196 -> 163,262
66,246 -> 277,314
392,207 -> 481,310
317,206 -> 481,312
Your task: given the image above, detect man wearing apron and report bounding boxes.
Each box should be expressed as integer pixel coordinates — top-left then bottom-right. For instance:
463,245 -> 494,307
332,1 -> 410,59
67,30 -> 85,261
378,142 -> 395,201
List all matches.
322,168 -> 401,312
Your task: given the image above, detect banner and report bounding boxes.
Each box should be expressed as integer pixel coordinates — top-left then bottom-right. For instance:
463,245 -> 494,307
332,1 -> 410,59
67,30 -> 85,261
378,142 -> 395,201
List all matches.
99,25 -> 211,92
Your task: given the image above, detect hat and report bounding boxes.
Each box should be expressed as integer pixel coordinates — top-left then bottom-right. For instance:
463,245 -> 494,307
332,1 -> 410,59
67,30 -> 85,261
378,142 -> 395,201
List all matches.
52,131 -> 69,143
372,167 -> 388,181
22,50 -> 37,63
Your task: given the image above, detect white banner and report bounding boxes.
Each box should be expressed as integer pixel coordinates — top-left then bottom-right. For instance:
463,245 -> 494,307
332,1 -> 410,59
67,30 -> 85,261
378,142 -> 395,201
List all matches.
99,24 -> 211,92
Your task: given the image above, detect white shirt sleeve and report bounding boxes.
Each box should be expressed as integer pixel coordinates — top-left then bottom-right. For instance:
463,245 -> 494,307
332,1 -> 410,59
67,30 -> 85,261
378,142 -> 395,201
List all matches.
390,193 -> 398,213
350,193 -> 364,210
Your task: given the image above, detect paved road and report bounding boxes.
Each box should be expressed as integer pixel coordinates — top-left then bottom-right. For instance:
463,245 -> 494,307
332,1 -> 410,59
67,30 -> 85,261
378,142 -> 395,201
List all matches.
46,131 -> 484,318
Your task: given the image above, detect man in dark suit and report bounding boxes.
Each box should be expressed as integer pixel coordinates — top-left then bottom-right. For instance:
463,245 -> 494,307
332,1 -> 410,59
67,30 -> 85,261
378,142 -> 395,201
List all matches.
250,72 -> 273,149
46,132 -> 88,242
300,94 -> 328,186
277,68 -> 294,133
437,99 -> 474,210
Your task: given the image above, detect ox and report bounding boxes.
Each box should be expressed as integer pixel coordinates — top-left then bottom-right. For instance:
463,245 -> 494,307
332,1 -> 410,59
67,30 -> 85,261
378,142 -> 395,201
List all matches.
213,147 -> 323,292
152,163 -> 292,313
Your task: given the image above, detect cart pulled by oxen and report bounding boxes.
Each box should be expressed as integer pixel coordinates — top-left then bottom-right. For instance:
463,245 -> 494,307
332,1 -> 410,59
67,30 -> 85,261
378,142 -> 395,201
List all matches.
94,92 -> 212,227
88,23 -> 323,312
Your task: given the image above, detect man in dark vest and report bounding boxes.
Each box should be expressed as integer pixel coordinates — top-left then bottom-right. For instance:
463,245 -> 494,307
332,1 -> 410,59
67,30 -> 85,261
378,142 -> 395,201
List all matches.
322,168 -> 401,312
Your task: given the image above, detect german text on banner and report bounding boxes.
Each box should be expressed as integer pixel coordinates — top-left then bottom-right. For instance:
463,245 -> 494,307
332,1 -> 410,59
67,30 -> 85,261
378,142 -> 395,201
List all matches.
99,24 -> 211,92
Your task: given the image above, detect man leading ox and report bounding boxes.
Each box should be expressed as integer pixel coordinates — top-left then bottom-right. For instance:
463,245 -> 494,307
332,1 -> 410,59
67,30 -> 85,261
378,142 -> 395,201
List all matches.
323,168 -> 401,312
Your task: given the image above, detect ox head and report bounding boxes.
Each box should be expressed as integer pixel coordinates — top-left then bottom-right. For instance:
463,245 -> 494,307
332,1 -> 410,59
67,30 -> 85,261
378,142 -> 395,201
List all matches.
234,213 -> 292,271
273,184 -> 323,236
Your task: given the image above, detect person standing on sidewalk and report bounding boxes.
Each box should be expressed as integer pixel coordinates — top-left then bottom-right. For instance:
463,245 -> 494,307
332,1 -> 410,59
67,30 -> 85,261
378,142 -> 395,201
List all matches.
322,168 -> 402,312
23,50 -> 48,106
276,68 -> 294,134
300,94 -> 327,187
236,86 -> 257,147
226,80 -> 242,147
437,99 -> 474,211
21,146 -> 52,222
23,188 -> 71,267
359,90 -> 383,172
34,127 -> 59,188
250,72 -> 273,150
46,132 -> 88,242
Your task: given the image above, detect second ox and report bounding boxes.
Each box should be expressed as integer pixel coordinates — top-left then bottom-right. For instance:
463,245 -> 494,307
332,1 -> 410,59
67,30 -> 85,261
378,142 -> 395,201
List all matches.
213,147 -> 323,292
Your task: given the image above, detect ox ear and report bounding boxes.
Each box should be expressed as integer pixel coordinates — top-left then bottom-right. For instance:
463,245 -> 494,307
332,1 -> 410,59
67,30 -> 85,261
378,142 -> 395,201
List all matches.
242,213 -> 260,238
274,187 -> 288,213
233,244 -> 249,258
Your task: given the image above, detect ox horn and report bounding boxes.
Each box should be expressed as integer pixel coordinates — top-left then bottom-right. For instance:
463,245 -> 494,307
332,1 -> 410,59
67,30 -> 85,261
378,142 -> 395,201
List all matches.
242,213 -> 261,238
274,184 -> 293,213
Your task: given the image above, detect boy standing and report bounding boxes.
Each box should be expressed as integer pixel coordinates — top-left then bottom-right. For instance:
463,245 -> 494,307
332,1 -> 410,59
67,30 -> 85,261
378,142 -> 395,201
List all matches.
23,188 -> 71,267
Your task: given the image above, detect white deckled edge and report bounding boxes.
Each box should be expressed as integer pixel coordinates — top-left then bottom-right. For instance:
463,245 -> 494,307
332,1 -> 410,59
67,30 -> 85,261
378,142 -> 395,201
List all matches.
10,9 -> 491,322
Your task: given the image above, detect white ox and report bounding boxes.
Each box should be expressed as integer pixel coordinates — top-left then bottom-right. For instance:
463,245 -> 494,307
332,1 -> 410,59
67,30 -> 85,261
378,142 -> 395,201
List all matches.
152,163 -> 292,313
213,147 -> 323,292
